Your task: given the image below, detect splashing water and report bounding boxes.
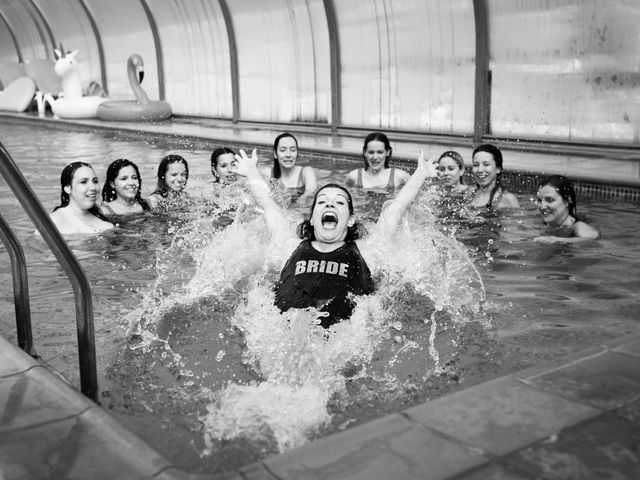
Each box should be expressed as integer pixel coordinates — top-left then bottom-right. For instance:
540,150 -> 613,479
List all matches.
193,187 -> 487,453
118,184 -> 487,455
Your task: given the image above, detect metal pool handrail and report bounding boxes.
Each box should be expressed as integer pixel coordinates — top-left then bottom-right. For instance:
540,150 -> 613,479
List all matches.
0,142 -> 98,402
0,212 -> 36,357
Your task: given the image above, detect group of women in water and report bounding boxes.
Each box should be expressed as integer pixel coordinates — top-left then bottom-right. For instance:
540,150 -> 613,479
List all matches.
46,130 -> 600,327
48,130 -> 599,244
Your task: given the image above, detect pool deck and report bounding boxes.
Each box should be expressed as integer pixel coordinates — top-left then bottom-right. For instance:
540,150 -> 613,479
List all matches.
1,112 -> 640,479
1,111 -> 640,189
2,331 -> 639,479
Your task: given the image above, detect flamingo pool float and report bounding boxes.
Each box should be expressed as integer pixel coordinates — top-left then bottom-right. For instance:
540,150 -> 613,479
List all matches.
97,54 -> 172,122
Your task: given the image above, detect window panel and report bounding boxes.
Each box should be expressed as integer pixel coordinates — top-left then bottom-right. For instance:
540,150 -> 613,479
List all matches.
229,0 -> 330,123
33,0 -> 102,91
148,0 -> 232,118
84,0 -> 156,100
0,0 -> 49,60
488,0 -> 640,144
336,0 -> 475,133
0,21 -> 19,64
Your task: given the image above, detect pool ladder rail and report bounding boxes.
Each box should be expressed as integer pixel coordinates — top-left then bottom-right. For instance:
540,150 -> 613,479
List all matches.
0,141 -> 98,402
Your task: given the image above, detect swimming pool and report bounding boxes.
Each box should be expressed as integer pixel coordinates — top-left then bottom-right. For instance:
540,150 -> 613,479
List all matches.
0,120 -> 638,475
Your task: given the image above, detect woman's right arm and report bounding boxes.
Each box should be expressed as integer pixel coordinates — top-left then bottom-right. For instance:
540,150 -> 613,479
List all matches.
234,149 -> 289,240
146,194 -> 159,211
344,169 -> 357,187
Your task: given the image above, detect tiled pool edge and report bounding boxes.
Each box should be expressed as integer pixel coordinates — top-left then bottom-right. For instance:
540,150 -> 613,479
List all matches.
0,335 -> 214,480
238,331 -> 640,480
1,332 -> 639,479
2,112 -> 640,203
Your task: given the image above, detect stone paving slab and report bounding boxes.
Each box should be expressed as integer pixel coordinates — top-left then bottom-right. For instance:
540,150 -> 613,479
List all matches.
404,375 -> 600,457
0,366 -> 90,433
0,336 -> 210,480
522,351 -> 640,411
502,413 -> 640,479
263,413 -> 488,480
450,462 -> 533,480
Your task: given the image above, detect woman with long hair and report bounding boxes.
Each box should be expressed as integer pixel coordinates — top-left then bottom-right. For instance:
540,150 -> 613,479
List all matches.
262,132 -> 317,198
49,162 -> 114,234
147,154 -> 189,210
344,132 -> 410,191
470,143 -> 520,211
533,175 -> 599,243
100,158 -> 150,216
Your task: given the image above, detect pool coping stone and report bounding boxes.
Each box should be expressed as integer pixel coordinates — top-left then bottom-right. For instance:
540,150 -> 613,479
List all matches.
2,329 -> 639,479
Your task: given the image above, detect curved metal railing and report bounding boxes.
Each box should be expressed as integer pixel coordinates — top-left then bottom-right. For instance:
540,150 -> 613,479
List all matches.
0,141 -> 98,402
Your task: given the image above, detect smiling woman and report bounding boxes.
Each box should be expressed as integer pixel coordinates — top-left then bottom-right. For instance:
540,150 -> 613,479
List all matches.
147,154 -> 190,210
234,147 -> 437,327
344,132 -> 411,191
49,162 -> 114,235
100,158 -> 151,217
533,175 -> 600,243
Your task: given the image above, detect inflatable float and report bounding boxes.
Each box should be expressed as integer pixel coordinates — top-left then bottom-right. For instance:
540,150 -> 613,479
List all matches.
97,54 -> 172,122
44,48 -> 107,119
0,76 -> 36,112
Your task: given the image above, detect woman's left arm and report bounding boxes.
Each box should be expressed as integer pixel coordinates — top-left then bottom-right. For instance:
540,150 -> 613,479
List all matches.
301,166 -> 318,196
375,151 -> 437,236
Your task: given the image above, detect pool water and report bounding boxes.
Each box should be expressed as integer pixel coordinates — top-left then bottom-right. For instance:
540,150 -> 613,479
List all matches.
1,121 -> 639,475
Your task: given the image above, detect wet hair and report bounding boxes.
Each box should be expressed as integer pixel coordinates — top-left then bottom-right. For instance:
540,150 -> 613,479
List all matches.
272,133 -> 299,179
101,158 -> 150,211
53,161 -> 109,221
438,151 -> 465,183
538,175 -> 578,219
472,143 -> 504,211
296,183 -> 362,242
152,154 -> 189,197
362,132 -> 393,170
211,147 -> 235,183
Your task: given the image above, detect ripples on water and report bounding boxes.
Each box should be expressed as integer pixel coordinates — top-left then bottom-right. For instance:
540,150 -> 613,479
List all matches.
1,124 -> 639,474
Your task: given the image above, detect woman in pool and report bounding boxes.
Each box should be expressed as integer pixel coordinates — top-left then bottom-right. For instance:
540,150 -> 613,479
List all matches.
533,175 -> 599,243
470,143 -> 520,211
233,147 -> 437,328
211,147 -> 238,185
436,150 -> 472,195
50,162 -> 114,234
261,132 -> 317,198
344,132 -> 410,191
147,154 -> 189,210
100,158 -> 150,216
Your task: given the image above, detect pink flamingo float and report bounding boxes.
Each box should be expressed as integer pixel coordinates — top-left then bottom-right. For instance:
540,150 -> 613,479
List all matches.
97,54 -> 172,122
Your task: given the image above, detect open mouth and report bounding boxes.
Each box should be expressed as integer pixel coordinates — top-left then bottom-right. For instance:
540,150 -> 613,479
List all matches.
321,212 -> 338,229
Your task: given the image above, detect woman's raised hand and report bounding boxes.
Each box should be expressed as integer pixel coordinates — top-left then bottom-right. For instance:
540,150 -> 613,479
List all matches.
417,150 -> 438,177
232,149 -> 259,177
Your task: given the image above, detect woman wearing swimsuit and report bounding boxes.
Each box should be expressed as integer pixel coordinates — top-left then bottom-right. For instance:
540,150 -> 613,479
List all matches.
533,175 -> 599,243
344,132 -> 410,191
50,162 -> 114,235
211,147 -> 238,186
147,154 -> 190,211
261,132 -> 317,199
470,144 -> 520,211
100,158 -> 150,217
437,151 -> 473,195
233,147 -> 437,328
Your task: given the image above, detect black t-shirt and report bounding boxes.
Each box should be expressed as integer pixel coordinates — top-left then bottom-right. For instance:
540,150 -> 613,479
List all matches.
274,240 -> 375,328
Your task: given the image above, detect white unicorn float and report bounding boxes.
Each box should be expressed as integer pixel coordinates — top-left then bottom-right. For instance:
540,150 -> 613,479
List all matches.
41,47 -> 107,119
97,53 -> 172,122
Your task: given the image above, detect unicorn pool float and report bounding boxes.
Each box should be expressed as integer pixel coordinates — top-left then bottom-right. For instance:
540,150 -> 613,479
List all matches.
41,47 -> 107,119
97,53 -> 172,122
